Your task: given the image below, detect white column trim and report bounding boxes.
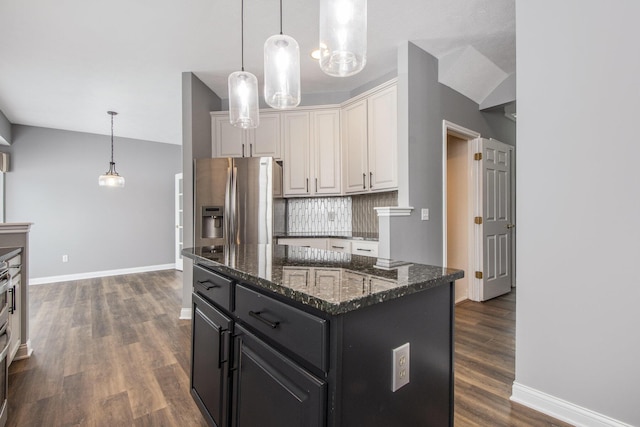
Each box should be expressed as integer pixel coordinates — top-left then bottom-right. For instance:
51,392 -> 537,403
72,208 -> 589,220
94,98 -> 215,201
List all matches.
511,382 -> 634,427
374,206 -> 414,217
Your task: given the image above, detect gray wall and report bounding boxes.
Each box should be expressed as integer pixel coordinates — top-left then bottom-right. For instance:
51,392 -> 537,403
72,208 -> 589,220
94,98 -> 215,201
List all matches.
0,109 -> 11,145
388,42 -> 515,266
514,1 -> 639,425
181,72 -> 221,313
3,125 -> 180,279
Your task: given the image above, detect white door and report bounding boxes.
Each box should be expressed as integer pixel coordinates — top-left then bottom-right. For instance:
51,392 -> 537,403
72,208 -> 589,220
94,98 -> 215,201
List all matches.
341,99 -> 368,193
175,173 -> 184,271
477,138 -> 514,300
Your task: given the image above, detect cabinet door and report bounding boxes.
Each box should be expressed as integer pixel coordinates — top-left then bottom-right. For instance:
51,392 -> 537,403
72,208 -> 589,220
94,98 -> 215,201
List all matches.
191,292 -> 232,427
7,273 -> 20,365
252,113 -> 281,159
283,112 -> 311,196
341,100 -> 368,194
312,109 -> 341,195
213,115 -> 247,158
232,325 -> 326,427
367,85 -> 398,191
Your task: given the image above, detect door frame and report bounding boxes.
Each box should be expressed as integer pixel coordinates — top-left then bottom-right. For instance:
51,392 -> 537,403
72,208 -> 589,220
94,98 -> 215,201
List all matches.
442,120 -> 480,302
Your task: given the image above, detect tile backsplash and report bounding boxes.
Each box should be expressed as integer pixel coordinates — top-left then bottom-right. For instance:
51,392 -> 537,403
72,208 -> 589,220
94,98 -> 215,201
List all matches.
286,191 -> 398,235
287,197 -> 352,233
351,191 -> 398,234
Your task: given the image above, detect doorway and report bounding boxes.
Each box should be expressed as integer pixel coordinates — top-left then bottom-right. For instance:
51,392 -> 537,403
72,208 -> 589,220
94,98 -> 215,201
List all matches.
442,121 -> 516,303
442,121 -> 479,303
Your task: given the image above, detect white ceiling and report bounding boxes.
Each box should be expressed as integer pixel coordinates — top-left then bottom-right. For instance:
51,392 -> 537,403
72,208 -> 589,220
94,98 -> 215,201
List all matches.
0,0 -> 515,145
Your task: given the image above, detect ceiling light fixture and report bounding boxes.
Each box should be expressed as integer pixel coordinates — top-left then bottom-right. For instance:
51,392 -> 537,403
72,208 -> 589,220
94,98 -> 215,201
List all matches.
319,0 -> 367,77
310,49 -> 321,60
98,111 -> 125,188
264,0 -> 301,109
229,0 -> 259,128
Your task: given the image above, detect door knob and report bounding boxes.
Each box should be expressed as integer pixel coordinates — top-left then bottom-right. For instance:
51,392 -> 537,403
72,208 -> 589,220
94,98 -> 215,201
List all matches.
506,223 -> 516,229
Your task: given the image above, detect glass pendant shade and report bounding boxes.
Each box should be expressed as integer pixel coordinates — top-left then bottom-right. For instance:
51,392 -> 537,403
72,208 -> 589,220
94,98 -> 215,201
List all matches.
319,0 -> 367,77
99,165 -> 125,187
229,71 -> 259,129
264,34 -> 301,109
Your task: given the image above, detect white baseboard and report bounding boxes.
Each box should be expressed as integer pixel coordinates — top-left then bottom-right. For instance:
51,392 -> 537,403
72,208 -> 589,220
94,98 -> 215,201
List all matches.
511,382 -> 634,427
30,264 -> 177,285
179,307 -> 192,320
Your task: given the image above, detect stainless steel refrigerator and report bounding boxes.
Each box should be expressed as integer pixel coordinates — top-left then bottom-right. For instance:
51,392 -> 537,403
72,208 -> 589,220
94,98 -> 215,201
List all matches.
194,157 -> 285,248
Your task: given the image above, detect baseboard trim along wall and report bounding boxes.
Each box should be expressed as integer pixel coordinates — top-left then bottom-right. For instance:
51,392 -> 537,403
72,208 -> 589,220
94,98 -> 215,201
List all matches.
179,308 -> 192,320
511,382 -> 634,427
30,263 -> 176,285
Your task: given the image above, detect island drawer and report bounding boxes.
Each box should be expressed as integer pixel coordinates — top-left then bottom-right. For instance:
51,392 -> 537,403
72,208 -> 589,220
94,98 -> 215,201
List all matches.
235,284 -> 328,372
193,264 -> 234,312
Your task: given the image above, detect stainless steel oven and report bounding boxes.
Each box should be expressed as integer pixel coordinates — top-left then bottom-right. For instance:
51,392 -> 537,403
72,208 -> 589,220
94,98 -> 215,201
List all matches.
0,263 -> 10,427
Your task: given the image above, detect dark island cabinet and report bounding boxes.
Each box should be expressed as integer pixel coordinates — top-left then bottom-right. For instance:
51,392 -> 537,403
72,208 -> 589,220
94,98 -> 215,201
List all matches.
231,325 -> 326,427
188,257 -> 456,427
191,292 -> 232,427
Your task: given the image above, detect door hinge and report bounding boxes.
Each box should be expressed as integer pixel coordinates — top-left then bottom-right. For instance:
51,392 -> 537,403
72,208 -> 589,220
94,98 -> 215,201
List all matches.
474,216 -> 483,224
474,152 -> 483,161
475,271 -> 483,279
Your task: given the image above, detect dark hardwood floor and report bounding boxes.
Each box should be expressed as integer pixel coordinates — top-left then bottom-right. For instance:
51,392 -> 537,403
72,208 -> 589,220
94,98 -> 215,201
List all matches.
454,291 -> 571,426
8,270 -> 207,427
8,271 -> 569,426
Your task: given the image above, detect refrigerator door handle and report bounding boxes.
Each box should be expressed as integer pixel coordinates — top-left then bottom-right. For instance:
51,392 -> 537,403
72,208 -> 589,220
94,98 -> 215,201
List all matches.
224,165 -> 232,244
230,166 -> 238,244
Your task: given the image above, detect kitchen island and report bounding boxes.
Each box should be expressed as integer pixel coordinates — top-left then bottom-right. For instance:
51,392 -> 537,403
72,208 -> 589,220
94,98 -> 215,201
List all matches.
183,244 -> 463,427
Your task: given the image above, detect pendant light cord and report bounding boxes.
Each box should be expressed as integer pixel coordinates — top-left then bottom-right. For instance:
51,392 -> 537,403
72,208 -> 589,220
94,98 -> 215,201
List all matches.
241,0 -> 245,72
279,0 -> 283,35
110,112 -> 115,164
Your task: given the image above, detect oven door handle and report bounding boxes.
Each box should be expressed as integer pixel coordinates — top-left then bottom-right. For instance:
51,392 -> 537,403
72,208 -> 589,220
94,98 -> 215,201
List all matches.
0,322 -> 10,362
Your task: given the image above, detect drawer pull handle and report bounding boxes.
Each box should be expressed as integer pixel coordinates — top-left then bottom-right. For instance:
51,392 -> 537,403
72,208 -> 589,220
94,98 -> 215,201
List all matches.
197,280 -> 220,290
249,311 -> 280,329
356,248 -> 372,252
331,245 -> 344,249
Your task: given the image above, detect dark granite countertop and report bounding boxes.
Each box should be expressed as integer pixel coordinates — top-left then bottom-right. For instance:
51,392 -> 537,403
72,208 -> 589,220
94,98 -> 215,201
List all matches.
275,232 -> 379,241
183,245 -> 463,315
0,247 -> 22,263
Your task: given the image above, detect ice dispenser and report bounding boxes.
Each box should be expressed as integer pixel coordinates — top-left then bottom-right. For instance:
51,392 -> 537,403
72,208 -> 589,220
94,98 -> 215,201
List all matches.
202,206 -> 224,239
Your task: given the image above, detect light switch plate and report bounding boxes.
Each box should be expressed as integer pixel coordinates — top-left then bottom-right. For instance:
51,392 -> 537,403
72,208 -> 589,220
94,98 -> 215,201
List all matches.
421,208 -> 429,221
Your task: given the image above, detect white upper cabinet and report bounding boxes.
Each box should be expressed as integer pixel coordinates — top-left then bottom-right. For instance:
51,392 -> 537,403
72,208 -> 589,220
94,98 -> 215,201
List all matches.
283,108 -> 341,197
211,111 -> 282,159
341,100 -> 368,193
367,85 -> 398,191
312,109 -> 341,195
252,112 -> 281,158
283,111 -> 311,196
213,115 -> 246,157
342,82 -> 398,194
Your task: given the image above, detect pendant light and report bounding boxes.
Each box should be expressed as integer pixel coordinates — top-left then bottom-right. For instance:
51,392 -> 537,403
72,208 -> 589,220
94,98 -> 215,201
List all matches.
264,0 -> 301,109
229,0 -> 259,128
98,111 -> 125,188
319,0 -> 367,77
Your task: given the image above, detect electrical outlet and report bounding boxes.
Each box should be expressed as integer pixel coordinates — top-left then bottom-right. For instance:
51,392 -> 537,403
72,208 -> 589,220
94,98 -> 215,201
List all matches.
421,208 -> 429,221
391,343 -> 410,392
62,254 -> 69,263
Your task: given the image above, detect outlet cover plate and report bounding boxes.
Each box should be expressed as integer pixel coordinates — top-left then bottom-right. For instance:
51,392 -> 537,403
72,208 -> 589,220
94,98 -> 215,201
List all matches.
391,342 -> 410,392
